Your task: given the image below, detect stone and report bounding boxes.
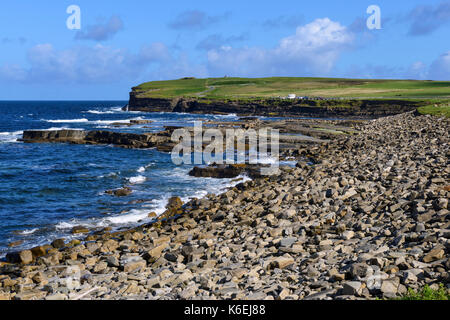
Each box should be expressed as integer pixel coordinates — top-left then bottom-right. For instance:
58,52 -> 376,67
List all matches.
19,250 -> 33,265
105,256 -> 120,267
341,231 -> 355,240
45,293 -> 68,300
13,290 -> 46,300
168,270 -> 193,286
342,281 -> 363,295
423,246 -> 445,263
51,239 -> 65,249
402,271 -> 418,284
270,257 -> 295,269
415,223 -> 425,233
0,291 -> 11,300
380,279 -> 398,296
71,226 -> 89,234
32,272 -> 48,285
341,188 -> 357,200
179,287 -> 196,299
31,245 -> 49,258
279,237 -> 297,248
348,263 -> 372,279
6,250 -> 34,264
164,252 -> 178,263
147,243 -> 168,260
328,268 -> 345,281
319,239 -> 333,248
120,255 -> 147,273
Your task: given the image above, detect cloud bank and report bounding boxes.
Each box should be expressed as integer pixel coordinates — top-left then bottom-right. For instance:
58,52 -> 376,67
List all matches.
0,42 -> 207,84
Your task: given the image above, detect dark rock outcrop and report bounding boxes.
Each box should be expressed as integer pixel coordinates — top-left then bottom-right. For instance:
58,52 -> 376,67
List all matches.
21,129 -> 172,149
189,164 -> 266,179
127,91 -> 422,118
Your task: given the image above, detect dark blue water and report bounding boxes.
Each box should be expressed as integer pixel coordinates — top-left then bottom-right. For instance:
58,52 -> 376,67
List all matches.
0,101 -> 248,257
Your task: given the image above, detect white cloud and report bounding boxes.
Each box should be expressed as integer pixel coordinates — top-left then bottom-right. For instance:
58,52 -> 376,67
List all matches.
429,51 -> 450,80
207,18 -> 354,77
0,42 -> 207,84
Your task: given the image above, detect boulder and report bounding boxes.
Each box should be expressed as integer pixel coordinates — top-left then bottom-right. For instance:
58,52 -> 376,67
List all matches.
105,187 -> 132,197
71,226 -> 90,234
5,250 -> 33,264
51,239 -> 65,249
423,245 -> 445,263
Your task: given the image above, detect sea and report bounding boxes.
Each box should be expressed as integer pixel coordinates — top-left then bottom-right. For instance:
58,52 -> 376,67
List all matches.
0,101 -> 260,258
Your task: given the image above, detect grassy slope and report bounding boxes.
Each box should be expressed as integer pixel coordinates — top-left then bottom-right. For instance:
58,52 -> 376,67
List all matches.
417,104 -> 450,118
134,77 -> 450,100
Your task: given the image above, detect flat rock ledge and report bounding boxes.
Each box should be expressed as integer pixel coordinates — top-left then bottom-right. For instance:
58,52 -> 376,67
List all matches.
1,112 -> 449,300
20,129 -> 172,150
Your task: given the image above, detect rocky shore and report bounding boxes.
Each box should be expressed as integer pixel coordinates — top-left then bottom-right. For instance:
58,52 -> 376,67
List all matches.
1,112 -> 448,300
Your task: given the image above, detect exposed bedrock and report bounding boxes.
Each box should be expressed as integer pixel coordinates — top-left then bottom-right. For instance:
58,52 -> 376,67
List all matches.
21,129 -> 171,149
188,164 -> 267,179
127,93 -> 421,118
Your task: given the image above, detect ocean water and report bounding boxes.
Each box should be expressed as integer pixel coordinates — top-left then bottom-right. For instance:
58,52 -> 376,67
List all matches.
0,101 -> 249,257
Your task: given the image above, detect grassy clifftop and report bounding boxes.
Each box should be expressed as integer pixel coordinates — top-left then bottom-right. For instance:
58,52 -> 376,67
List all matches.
133,77 -> 450,100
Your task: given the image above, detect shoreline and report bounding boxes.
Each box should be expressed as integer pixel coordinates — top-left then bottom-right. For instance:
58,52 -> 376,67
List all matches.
0,111 -> 448,300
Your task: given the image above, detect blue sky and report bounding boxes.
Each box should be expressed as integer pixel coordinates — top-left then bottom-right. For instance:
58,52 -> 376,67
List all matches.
0,0 -> 449,100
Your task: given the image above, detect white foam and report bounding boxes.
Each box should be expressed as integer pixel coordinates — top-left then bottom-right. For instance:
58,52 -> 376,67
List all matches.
257,156 -> 278,165
91,116 -> 143,125
55,221 -> 76,230
49,170 -> 252,243
93,120 -> 129,125
36,127 -> 84,131
97,172 -> 118,179
137,166 -> 146,173
17,228 -> 38,235
104,209 -> 150,224
46,118 -> 89,123
127,175 -> 146,184
84,110 -> 115,114
0,131 -> 23,143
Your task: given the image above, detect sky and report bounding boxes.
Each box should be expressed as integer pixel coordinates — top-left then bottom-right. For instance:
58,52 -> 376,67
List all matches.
0,0 -> 449,100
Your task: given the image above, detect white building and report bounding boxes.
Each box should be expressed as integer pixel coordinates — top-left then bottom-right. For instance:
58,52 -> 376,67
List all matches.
287,94 -> 296,99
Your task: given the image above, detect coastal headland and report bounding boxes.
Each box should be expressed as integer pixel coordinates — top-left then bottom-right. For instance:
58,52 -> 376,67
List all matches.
125,77 -> 450,118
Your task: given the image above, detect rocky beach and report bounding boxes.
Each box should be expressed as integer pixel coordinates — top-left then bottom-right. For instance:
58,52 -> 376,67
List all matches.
0,110 -> 448,300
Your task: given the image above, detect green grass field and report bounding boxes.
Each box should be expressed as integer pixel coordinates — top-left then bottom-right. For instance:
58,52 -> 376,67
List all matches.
417,104 -> 450,118
133,77 -> 450,100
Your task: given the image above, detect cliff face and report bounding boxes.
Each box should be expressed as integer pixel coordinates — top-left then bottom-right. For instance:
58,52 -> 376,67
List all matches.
127,91 -> 421,118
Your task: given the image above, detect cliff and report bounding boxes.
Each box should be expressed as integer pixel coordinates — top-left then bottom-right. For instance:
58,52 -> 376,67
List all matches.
127,91 -> 422,118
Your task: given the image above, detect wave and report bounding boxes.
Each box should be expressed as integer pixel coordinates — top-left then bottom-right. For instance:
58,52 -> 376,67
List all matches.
16,228 -> 38,235
45,118 -> 89,123
83,106 -> 143,115
0,131 -> 23,143
84,110 -> 115,115
42,169 -> 251,248
43,116 -> 147,126
127,175 -> 146,184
